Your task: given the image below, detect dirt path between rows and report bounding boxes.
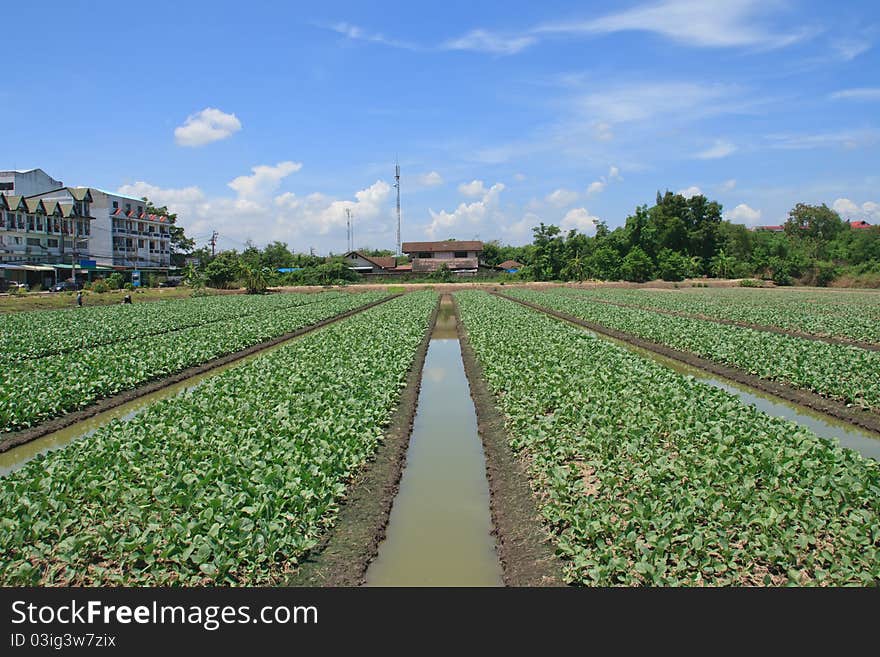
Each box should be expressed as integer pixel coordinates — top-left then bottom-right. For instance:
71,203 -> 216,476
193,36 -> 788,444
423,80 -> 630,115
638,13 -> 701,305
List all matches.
289,298 -> 439,586
561,293 -> 880,352
454,297 -> 566,586
496,292 -> 880,437
0,295 -> 399,454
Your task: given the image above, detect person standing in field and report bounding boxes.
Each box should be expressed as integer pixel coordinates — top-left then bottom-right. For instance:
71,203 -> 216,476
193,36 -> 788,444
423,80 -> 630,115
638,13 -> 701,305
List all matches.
76,291 -> 83,307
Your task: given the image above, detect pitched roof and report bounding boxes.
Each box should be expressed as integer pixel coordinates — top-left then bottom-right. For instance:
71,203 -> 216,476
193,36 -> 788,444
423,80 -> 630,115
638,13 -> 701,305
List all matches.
850,220 -> 872,229
0,195 -> 8,211
24,198 -> 46,213
402,240 -> 483,253
345,251 -> 397,269
68,187 -> 93,202
496,259 -> 524,270
2,195 -> 25,210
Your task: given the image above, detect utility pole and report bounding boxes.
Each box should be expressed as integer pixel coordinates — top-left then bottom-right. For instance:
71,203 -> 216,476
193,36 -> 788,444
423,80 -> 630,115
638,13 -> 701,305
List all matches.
394,159 -> 401,255
345,208 -> 353,252
209,230 -> 218,257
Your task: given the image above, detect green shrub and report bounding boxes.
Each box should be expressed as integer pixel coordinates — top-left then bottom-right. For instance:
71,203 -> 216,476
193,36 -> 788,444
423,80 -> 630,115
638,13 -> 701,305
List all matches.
739,278 -> 763,287
91,281 -> 110,293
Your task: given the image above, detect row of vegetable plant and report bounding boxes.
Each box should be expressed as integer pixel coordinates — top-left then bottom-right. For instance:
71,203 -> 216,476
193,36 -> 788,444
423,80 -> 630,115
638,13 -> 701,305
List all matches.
504,288 -> 880,412
0,292 -> 387,433
561,287 -> 880,344
0,291 -> 339,362
0,291 -> 437,585
456,290 -> 880,585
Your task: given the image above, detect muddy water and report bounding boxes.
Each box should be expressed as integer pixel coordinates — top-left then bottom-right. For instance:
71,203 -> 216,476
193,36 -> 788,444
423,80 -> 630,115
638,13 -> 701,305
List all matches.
593,329 -> 880,461
0,332 -> 309,478
365,300 -> 503,586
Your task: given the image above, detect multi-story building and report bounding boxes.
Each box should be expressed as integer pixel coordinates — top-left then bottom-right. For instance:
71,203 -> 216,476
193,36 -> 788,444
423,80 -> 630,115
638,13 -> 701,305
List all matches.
0,169 -> 63,197
30,188 -> 171,268
0,192 -> 90,266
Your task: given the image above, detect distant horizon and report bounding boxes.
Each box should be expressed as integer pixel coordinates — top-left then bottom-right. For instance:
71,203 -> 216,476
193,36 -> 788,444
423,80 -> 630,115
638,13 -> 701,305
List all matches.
4,0 -> 878,254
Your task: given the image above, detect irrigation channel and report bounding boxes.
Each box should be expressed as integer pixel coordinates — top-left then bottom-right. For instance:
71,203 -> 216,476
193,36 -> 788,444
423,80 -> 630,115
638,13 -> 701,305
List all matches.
498,293 -> 880,461
365,296 -> 504,586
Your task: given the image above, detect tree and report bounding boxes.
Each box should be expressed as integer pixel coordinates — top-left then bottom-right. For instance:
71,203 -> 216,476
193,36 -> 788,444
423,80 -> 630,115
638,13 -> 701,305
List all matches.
142,198 -> 195,266
203,251 -> 240,288
620,246 -> 654,283
657,249 -> 692,281
710,249 -> 735,278
241,264 -> 268,294
531,223 -> 566,280
784,203 -> 845,242
260,241 -> 296,270
587,246 -> 622,280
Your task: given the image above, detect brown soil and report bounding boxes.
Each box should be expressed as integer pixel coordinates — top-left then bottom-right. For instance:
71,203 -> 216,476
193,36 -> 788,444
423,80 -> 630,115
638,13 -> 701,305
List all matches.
497,292 -> 880,437
576,296 -> 880,352
288,299 -> 439,586
0,295 -> 399,453
453,297 -> 567,587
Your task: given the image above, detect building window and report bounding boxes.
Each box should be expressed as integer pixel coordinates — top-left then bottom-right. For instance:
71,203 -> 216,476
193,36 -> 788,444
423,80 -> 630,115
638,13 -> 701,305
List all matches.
454,251 -> 467,258
112,200 -> 118,210
27,237 -> 40,247
418,252 -> 432,258
137,205 -> 143,214
0,182 -> 13,191
13,237 -> 21,245
138,239 -> 145,248
47,238 -> 58,248
125,203 -> 131,212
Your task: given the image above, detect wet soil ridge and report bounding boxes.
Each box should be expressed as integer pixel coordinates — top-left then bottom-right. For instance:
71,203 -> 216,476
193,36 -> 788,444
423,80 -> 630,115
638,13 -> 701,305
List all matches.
453,297 -> 566,587
0,294 -> 400,454
570,294 -> 880,353
495,292 -> 880,437
289,298 -> 440,586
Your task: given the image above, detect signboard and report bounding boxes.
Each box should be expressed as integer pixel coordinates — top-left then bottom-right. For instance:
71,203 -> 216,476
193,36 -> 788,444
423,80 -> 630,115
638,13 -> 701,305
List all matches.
79,259 -> 97,269
131,270 -> 141,288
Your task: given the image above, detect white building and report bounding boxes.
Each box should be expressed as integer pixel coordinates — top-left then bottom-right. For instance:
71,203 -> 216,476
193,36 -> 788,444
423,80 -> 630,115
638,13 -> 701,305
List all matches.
31,188 -> 171,268
0,169 -> 63,197
0,192 -> 91,267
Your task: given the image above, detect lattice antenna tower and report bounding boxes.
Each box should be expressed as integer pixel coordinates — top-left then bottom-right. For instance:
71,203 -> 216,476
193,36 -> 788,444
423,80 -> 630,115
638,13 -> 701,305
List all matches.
394,159 -> 401,256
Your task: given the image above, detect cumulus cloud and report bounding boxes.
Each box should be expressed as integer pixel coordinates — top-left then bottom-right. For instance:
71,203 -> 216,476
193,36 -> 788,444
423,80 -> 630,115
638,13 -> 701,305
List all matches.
427,183 -> 504,239
174,108 -> 242,147
560,207 -> 600,234
545,188 -> 579,207
725,203 -> 762,225
458,180 -> 487,197
417,171 -> 444,187
228,162 -> 302,200
119,167 -> 395,253
696,139 -> 737,159
678,186 -> 703,199
833,198 -> 880,221
587,165 -> 623,196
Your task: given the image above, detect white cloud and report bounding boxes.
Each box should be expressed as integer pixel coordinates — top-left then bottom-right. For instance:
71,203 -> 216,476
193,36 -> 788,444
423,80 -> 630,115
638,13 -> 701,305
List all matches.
327,22 -> 418,50
696,139 -> 737,159
831,38 -> 872,61
427,183 -> 505,239
458,179 -> 487,197
174,108 -> 242,147
587,165 -> 623,196
833,198 -> 880,221
586,181 -> 606,196
576,82 -> 740,125
535,0 -> 812,49
593,121 -> 614,141
417,171 -> 444,187
767,129 -> 880,150
725,203 -> 762,225
228,161 -> 302,200
443,29 -> 536,55
117,182 -> 205,205
560,207 -> 600,234
513,173 -> 527,182
545,188 -> 579,207
678,186 -> 702,199
719,179 -> 737,192
829,87 -> 880,101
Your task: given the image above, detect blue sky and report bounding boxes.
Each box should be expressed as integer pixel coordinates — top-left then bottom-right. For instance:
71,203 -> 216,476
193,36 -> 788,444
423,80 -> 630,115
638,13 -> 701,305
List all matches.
3,0 -> 879,253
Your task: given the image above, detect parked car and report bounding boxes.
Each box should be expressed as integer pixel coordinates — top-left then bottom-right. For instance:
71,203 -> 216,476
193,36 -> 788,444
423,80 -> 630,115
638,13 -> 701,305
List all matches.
2,281 -> 30,292
50,280 -> 84,292
158,277 -> 182,287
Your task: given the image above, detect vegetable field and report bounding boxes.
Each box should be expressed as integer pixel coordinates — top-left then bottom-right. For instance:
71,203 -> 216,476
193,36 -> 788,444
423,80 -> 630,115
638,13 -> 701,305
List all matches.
0,291 -> 387,433
561,287 -> 880,344
504,288 -> 880,412
456,291 -> 880,585
0,291 -> 437,585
